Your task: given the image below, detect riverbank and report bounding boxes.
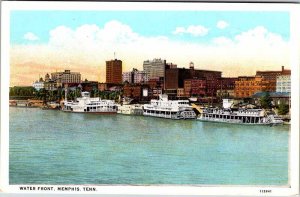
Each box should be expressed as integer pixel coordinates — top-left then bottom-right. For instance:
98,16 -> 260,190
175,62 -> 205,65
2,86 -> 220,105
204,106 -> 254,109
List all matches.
9,99 -> 44,107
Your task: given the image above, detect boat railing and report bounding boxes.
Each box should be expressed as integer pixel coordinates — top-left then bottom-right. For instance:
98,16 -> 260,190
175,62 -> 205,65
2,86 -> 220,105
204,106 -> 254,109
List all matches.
203,107 -> 265,117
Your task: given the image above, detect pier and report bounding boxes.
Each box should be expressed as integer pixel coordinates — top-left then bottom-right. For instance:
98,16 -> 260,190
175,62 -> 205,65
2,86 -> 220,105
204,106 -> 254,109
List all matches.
9,99 -> 44,107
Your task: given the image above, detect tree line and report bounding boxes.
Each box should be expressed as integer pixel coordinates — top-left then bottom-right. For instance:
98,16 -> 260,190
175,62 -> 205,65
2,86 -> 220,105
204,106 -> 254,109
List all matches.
9,86 -> 122,103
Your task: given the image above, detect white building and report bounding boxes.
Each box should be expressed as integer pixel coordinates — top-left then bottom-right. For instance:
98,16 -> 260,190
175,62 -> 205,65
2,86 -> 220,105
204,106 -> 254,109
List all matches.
134,70 -> 148,83
143,58 -> 166,79
276,75 -> 291,93
32,78 -> 45,91
122,71 -> 133,83
51,70 -> 81,84
122,68 -> 148,84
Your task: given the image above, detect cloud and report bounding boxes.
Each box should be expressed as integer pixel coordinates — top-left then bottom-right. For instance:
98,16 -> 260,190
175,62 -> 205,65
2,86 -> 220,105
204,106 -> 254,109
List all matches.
216,20 -> 229,29
212,26 -> 287,47
212,36 -> 234,45
49,20 -> 142,51
172,25 -> 209,36
23,32 -> 39,41
234,26 -> 286,47
11,22 -> 289,86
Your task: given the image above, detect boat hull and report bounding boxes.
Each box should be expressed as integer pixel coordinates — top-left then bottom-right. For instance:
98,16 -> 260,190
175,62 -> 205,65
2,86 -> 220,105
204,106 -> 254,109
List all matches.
143,111 -> 196,120
62,110 -> 117,114
197,117 -> 283,126
143,114 -> 181,120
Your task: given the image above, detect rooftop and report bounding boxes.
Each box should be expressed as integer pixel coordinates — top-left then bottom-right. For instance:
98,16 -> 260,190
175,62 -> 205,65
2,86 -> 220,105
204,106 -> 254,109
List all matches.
252,91 -> 291,98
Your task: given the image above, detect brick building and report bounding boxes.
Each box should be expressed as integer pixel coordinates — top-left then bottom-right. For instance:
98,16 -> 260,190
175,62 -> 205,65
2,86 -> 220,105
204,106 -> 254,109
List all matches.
81,80 -> 98,92
166,63 -> 177,69
146,77 -> 163,98
147,77 -> 163,89
98,83 -> 122,91
184,78 -> 206,97
234,76 -> 269,98
106,59 -> 122,84
165,67 -> 222,96
234,66 -> 291,98
123,84 -> 149,100
256,66 -> 291,91
216,77 -> 238,98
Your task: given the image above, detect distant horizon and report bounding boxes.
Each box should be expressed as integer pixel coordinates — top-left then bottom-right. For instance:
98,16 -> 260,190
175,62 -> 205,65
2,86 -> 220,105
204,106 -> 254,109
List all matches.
10,10 -> 290,86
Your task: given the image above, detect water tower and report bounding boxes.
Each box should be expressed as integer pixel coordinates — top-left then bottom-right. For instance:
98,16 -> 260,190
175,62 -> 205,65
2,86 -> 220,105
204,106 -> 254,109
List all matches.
189,62 -> 194,70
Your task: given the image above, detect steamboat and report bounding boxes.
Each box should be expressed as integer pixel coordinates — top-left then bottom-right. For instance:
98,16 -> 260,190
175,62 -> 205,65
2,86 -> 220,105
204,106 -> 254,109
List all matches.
143,94 -> 196,119
197,99 -> 283,125
62,92 -> 117,113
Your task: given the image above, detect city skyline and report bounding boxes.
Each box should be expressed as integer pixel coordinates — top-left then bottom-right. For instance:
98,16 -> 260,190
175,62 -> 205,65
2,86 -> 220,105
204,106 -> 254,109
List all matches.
10,11 -> 290,86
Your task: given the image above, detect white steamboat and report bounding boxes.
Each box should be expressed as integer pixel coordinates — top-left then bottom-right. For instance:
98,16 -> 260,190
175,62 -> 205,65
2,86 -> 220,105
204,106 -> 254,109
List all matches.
198,99 -> 283,125
62,92 -> 117,114
143,94 -> 196,119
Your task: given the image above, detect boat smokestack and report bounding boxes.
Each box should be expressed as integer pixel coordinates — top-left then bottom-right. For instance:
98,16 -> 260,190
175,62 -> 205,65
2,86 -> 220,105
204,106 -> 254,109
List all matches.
64,84 -> 68,101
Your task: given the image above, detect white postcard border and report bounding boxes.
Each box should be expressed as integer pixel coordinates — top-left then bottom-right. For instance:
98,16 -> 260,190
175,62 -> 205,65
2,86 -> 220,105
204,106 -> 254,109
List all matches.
1,1 -> 299,196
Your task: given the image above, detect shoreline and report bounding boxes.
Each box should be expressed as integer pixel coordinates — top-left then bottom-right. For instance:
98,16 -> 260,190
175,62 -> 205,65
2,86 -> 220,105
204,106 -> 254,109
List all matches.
8,105 -> 291,125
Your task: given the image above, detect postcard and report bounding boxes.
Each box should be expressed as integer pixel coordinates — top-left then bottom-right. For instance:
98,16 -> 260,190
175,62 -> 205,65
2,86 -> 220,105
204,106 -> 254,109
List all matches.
1,1 -> 299,196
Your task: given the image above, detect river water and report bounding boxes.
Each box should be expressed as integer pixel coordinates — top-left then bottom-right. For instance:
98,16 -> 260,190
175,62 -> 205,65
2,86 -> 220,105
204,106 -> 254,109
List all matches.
9,107 -> 289,185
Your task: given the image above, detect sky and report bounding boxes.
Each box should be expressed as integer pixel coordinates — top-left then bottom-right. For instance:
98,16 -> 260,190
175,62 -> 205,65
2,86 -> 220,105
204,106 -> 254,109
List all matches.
10,11 -> 290,86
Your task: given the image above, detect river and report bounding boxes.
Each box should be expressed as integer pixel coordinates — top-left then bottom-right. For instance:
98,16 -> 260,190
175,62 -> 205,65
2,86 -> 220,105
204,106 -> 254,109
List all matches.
9,107 -> 289,185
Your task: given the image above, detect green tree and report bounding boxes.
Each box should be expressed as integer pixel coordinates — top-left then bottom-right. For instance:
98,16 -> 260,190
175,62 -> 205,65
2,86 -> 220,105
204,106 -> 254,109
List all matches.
57,88 -> 64,101
66,88 -> 81,101
33,88 -> 48,103
9,86 -> 35,99
103,92 -> 109,99
277,102 -> 289,115
260,92 -> 272,109
75,87 -> 81,98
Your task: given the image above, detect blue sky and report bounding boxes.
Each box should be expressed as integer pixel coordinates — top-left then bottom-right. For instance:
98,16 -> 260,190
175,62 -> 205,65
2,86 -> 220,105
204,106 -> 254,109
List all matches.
11,11 -> 290,44
10,10 -> 291,86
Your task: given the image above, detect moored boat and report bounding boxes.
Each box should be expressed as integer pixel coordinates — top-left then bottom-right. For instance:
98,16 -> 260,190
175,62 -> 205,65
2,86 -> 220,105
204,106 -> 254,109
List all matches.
197,99 -> 283,125
62,92 -> 117,113
143,94 -> 196,119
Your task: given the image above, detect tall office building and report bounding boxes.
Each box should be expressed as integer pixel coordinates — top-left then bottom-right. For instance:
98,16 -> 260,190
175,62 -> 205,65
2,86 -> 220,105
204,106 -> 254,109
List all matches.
143,58 -> 166,79
106,59 -> 122,84
51,70 -> 81,83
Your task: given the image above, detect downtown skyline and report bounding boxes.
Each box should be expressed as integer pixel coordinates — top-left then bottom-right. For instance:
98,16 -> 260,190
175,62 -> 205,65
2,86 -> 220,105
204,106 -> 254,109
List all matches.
10,10 -> 290,86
